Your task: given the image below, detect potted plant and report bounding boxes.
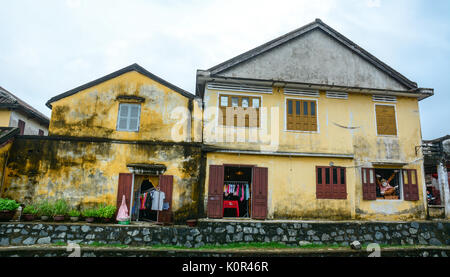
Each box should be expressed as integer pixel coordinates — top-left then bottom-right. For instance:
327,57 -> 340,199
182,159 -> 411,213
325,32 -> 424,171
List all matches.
22,204 -> 38,221
97,204 -> 117,223
81,208 -> 98,223
37,200 -> 52,221
0,198 -> 20,222
52,199 -> 68,222
68,209 -> 81,222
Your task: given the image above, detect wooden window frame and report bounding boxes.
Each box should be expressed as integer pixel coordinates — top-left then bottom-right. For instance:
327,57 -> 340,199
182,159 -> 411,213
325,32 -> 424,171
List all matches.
374,103 -> 398,137
316,166 -> 347,200
284,97 -> 319,133
217,93 -> 261,128
116,103 -> 141,132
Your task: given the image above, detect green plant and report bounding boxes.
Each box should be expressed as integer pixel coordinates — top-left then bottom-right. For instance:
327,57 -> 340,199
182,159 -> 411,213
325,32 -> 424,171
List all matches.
97,204 -> 117,218
81,208 -> 98,218
36,200 -> 53,217
52,199 -> 69,216
22,204 -> 38,215
68,209 -> 81,217
0,198 -> 20,211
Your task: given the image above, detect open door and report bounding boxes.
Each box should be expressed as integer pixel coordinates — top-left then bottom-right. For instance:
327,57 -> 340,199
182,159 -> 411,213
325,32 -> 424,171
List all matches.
158,175 -> 173,224
207,165 -> 224,218
252,167 -> 268,219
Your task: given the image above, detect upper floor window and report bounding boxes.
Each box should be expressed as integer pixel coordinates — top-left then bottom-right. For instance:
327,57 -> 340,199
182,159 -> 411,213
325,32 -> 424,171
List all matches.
18,119 -> 25,135
117,103 -> 141,132
219,94 -> 260,128
375,104 -> 397,136
286,99 -> 317,132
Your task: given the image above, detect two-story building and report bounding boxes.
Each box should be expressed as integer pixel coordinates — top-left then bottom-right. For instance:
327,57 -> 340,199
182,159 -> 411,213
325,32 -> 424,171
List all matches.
196,19 -> 434,221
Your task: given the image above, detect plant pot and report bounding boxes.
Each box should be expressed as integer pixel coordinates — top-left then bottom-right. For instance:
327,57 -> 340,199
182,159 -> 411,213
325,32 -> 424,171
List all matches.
70,216 -> 79,222
186,219 -> 197,227
40,216 -> 49,221
0,210 -> 16,222
85,217 -> 95,223
22,214 -> 35,221
53,215 -> 65,222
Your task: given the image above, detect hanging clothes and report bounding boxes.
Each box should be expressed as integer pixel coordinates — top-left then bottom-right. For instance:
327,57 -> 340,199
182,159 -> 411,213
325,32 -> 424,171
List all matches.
151,190 -> 166,211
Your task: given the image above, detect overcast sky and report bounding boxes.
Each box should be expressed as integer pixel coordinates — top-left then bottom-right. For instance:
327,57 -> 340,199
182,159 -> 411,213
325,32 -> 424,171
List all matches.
0,0 -> 448,140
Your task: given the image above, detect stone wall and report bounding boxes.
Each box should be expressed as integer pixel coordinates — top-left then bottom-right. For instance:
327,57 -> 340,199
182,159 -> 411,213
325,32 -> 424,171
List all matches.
1,220 -> 448,248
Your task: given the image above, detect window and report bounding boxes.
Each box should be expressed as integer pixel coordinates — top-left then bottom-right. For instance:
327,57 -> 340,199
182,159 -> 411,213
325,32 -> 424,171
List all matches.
18,120 -> 25,135
316,166 -> 346,199
362,168 -> 419,201
219,94 -> 261,128
375,104 -> 397,136
38,129 -> 44,136
286,99 -> 317,131
117,103 -> 141,132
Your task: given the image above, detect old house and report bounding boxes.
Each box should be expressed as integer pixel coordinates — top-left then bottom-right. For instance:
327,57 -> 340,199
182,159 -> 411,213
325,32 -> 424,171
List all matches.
196,19 -> 434,221
1,64 -> 204,223
0,86 -> 49,136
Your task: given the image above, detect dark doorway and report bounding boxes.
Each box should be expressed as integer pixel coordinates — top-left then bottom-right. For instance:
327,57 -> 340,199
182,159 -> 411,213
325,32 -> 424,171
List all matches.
223,166 -> 252,218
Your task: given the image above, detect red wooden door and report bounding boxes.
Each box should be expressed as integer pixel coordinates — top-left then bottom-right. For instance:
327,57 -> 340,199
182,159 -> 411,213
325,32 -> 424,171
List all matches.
207,165 -> 224,218
252,167 -> 268,220
362,168 -> 376,200
158,175 -> 174,223
116,173 -> 133,212
403,169 -> 419,201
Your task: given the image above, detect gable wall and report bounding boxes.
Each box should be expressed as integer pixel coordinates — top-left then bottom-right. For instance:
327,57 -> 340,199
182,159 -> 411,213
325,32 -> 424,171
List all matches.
49,71 -> 195,142
219,29 -> 408,91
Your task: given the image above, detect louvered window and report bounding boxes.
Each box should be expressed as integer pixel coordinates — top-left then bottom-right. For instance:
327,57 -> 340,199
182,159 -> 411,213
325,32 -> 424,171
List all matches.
375,104 -> 397,136
219,94 -> 260,127
286,99 -> 317,131
316,166 -> 347,199
117,103 -> 141,132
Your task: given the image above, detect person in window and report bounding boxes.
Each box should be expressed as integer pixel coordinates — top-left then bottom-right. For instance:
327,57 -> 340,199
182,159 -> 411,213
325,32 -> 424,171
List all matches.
376,171 -> 399,196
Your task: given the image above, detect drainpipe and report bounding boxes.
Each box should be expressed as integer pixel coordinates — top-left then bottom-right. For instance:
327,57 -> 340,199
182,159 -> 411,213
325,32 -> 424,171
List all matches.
0,150 -> 10,198
437,161 -> 450,218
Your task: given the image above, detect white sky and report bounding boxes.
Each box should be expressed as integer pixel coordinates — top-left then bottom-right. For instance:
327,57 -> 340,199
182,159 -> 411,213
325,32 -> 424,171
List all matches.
0,0 -> 448,140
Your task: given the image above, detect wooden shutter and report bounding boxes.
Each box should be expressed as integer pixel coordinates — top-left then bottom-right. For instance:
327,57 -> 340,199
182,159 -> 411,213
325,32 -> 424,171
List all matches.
252,167 -> 268,219
116,173 -> 133,212
362,168 -> 376,200
376,105 -> 397,136
18,120 -> 25,135
207,165 -> 224,218
403,169 -> 419,201
158,175 -> 174,223
317,167 -> 347,199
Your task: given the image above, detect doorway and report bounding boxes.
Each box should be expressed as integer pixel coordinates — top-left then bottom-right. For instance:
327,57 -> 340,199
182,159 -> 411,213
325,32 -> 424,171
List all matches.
223,166 -> 252,218
131,175 -> 160,222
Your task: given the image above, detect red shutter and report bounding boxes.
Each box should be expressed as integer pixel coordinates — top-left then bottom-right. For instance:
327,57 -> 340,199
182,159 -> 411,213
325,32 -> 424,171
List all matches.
316,167 -> 324,199
403,169 -> 419,201
362,168 -> 376,200
252,167 -> 268,220
336,167 -> 347,199
207,165 -> 224,218
116,173 -> 133,212
158,175 -> 174,223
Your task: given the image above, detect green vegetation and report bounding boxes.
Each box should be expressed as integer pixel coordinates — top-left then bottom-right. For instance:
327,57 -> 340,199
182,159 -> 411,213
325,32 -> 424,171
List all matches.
52,200 -> 69,216
0,198 -> 20,211
22,204 -> 39,215
68,209 -> 81,217
81,208 -> 98,218
36,200 -> 53,217
96,204 -> 117,219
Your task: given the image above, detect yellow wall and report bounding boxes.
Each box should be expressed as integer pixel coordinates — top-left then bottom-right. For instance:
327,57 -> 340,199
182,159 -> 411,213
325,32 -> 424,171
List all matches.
49,71 -> 197,142
203,87 -> 426,220
0,110 -> 11,127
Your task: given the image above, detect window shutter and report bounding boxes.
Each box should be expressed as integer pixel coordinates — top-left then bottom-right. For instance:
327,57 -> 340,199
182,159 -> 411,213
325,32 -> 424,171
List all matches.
316,167 -> 324,199
207,165 -> 224,219
252,167 -> 268,219
362,168 -> 376,200
403,169 -> 419,201
376,105 -> 397,136
18,120 -> 25,135
116,173 -> 133,214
